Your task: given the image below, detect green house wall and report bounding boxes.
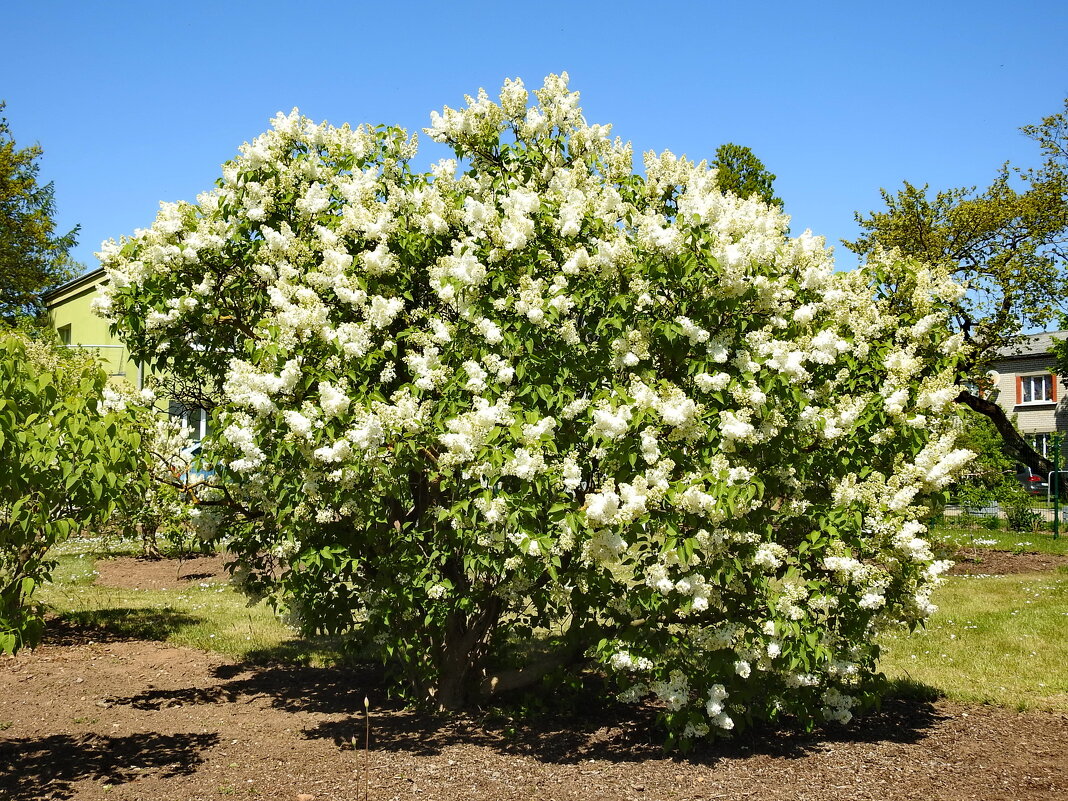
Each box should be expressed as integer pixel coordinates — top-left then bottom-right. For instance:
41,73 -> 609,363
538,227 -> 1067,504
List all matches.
44,269 -> 142,388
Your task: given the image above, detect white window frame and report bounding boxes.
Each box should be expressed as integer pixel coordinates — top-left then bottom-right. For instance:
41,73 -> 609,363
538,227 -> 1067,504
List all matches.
1019,373 -> 1055,405
168,402 -> 209,441
1031,433 -> 1053,458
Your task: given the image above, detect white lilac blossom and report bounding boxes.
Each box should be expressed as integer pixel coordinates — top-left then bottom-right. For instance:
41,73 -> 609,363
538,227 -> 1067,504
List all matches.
753,543 -> 787,571
98,74 -> 971,741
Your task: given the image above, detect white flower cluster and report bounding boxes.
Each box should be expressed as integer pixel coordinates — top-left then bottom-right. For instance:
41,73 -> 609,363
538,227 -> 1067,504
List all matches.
821,686 -> 857,724
705,684 -> 734,730
610,650 -> 654,672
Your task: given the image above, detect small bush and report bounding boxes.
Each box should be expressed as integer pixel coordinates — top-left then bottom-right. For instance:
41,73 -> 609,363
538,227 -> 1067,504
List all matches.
0,331 -> 144,653
1005,497 -> 1041,533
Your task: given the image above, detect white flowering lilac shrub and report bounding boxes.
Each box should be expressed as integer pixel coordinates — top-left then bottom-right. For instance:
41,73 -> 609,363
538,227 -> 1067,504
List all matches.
96,383 -> 201,556
97,75 -> 970,736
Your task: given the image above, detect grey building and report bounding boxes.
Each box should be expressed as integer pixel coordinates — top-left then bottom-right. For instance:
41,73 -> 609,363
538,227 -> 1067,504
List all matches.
989,331 -> 1068,457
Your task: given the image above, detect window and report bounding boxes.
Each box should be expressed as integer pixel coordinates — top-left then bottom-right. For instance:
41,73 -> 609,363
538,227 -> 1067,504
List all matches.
1032,433 -> 1053,458
1031,433 -> 1067,460
57,324 -> 71,346
1017,373 -> 1056,404
168,400 -> 209,441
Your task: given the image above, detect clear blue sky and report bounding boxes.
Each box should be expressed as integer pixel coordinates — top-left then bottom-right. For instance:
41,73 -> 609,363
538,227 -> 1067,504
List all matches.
4,1 -> 1067,273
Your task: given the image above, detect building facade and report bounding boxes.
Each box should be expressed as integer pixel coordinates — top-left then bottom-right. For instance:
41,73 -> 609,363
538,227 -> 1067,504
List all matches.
989,331 -> 1068,458
43,268 -> 143,388
43,269 -> 210,440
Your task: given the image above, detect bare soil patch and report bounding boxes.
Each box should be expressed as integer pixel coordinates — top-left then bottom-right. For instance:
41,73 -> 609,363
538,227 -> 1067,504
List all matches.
93,554 -> 230,590
93,548 -> 1068,589
89,546 -> 1067,593
2,620 -> 1067,801
949,549 -> 1068,575
6,553 -> 1063,799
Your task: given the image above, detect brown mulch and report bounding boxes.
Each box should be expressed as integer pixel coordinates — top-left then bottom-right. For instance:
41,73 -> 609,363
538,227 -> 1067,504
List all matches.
94,548 -> 1068,588
1,627 -> 1066,800
2,554 -> 1066,800
93,548 -> 1068,588
93,554 -> 230,590
949,549 -> 1068,575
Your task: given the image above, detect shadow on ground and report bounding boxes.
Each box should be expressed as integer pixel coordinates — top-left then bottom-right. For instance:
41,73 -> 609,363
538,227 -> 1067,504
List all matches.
102,659 -> 947,766
308,689 -> 948,765
242,636 -> 351,666
0,732 -> 219,801
49,608 -> 204,644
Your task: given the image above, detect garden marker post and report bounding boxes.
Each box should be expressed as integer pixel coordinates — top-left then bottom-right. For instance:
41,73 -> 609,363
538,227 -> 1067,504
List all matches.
1053,434 -> 1062,540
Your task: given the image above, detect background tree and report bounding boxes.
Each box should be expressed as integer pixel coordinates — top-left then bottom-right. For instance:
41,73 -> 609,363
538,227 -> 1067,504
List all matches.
0,101 -> 81,324
1035,101 -> 1068,415
953,406 -> 1014,483
711,143 -> 782,208
847,99 -> 1068,475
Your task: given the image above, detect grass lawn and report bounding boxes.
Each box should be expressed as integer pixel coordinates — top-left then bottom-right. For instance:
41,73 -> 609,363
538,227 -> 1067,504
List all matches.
38,535 -> 1068,714
878,571 -> 1068,711
39,540 -> 346,666
931,524 -> 1068,556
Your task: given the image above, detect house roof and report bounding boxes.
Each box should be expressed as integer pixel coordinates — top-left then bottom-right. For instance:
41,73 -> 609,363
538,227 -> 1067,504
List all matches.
41,267 -> 106,307
994,331 -> 1068,359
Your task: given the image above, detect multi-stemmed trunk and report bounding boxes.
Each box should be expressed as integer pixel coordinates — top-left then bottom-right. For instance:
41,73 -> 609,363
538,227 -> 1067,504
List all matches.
431,600 -> 592,711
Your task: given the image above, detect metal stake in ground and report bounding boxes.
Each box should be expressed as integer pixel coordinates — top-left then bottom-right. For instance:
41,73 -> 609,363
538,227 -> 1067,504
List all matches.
1054,433 -> 1062,541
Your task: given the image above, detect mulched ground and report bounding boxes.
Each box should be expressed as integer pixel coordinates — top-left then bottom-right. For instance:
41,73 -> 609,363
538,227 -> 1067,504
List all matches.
91,548 -> 1068,590
1,552 -> 1066,801
93,554 -> 230,590
948,549 -> 1068,575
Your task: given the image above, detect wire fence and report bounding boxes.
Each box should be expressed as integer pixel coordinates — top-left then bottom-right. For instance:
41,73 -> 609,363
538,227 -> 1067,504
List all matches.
930,479 -> 1065,538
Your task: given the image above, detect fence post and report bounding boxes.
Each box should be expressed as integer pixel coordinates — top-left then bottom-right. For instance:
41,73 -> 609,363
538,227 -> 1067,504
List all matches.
1054,434 -> 1062,541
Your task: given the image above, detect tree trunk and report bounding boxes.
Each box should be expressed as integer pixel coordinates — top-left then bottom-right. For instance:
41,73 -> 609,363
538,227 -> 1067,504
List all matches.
435,657 -> 470,711
140,522 -> 161,560
436,612 -> 473,711
477,640 -> 585,699
433,598 -> 503,711
955,390 -> 1054,475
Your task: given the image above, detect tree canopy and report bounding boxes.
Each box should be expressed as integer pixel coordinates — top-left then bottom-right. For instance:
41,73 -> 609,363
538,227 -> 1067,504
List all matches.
710,143 -> 782,209
847,98 -> 1068,473
0,102 -> 80,323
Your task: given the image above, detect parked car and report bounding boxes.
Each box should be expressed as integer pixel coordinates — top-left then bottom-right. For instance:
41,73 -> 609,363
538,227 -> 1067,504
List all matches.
1006,464 -> 1049,496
